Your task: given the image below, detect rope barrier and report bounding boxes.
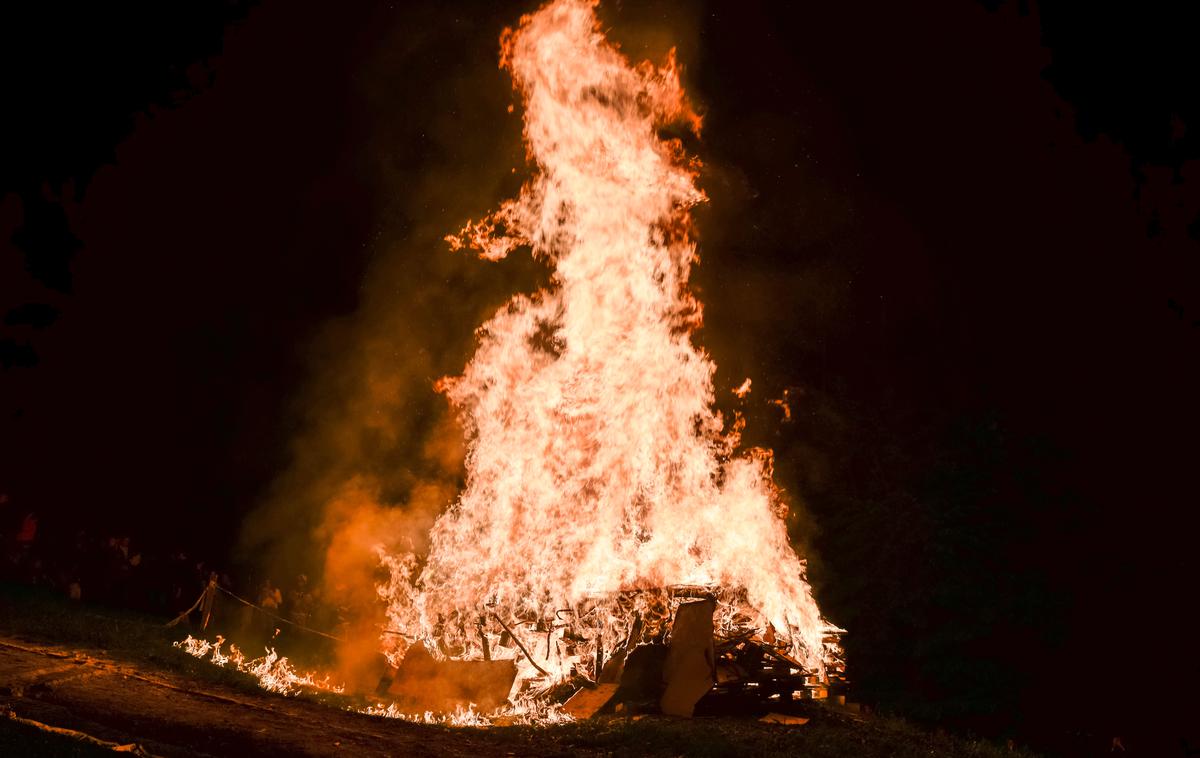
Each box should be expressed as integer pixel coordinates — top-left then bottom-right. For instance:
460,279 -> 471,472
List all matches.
163,579 -> 346,643
164,588 -> 206,629
214,585 -> 345,643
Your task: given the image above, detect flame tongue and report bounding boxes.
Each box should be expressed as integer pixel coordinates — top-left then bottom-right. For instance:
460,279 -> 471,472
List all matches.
383,0 -> 828,685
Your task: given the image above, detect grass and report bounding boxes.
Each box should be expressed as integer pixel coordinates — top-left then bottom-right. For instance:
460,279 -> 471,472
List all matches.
1,584 -> 1034,757
0,581 -> 267,696
487,712 -> 1032,758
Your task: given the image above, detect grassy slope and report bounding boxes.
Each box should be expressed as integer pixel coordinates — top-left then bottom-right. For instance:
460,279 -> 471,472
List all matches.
491,714 -> 1032,758
0,584 -> 1032,757
0,582 -> 270,695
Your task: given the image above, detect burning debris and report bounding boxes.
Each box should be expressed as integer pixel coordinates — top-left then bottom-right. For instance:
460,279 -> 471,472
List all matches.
374,586 -> 844,721
367,0 -> 845,722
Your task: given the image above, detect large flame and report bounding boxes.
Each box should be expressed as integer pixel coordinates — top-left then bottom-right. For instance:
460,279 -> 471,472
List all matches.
381,0 -> 832,694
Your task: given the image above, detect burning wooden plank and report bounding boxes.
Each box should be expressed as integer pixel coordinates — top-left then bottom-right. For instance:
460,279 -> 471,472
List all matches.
383,646 -> 516,714
660,599 -> 716,717
562,682 -> 619,718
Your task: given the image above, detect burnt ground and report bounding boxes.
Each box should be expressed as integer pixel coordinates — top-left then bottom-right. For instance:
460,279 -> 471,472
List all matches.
0,587 -> 1026,757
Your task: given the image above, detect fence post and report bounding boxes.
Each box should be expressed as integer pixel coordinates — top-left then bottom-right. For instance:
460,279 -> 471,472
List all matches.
200,572 -> 218,631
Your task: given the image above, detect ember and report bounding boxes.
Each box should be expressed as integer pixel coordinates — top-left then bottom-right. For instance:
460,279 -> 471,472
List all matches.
372,0 -> 844,721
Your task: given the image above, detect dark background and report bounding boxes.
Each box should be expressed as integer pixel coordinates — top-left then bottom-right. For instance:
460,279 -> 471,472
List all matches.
2,0 -> 1196,752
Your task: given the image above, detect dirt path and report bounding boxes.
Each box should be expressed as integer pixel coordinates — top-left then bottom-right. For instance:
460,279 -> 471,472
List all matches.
0,637 -> 562,757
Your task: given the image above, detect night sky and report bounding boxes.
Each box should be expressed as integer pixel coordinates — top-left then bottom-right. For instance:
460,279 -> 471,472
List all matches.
2,0 -> 1197,750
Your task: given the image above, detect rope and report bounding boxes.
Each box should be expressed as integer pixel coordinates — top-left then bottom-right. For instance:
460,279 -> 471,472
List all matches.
163,582 -> 345,643
214,585 -> 345,643
164,588 -> 207,628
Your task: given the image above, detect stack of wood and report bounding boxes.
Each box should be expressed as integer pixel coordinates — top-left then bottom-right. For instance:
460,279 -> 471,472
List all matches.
703,633 -> 832,711
562,591 -> 846,719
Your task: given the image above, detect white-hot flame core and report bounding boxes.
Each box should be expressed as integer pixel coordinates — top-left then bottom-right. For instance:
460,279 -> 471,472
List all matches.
381,0 -> 830,685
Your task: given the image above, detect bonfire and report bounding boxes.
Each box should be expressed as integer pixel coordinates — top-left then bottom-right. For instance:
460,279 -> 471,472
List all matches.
370,0 -> 845,721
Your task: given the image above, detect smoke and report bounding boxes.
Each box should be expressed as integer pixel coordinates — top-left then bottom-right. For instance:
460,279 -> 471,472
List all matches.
234,3 -> 534,688
233,279 -> 471,687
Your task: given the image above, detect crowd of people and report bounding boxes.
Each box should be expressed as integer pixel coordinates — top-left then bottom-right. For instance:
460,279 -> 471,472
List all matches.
0,494 -> 341,648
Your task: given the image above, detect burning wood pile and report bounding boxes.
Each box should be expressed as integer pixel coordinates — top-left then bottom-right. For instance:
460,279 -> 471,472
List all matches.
379,586 -> 844,720
553,587 -> 846,719
370,0 -> 846,723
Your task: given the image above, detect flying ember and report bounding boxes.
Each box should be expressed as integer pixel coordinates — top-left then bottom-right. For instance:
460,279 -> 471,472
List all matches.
377,0 -> 843,716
